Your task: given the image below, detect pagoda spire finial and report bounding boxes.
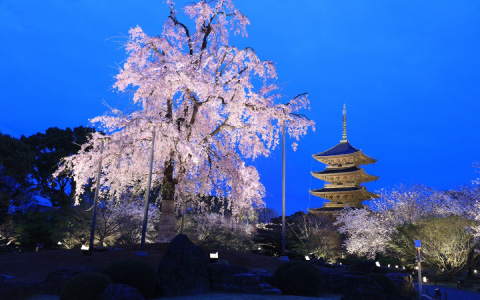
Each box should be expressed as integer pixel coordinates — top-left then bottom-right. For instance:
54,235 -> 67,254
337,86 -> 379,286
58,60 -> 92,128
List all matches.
341,104 -> 347,143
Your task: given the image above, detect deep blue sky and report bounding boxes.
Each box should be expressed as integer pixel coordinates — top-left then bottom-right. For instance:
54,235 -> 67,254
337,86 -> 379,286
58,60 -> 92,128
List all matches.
1,0 -> 479,215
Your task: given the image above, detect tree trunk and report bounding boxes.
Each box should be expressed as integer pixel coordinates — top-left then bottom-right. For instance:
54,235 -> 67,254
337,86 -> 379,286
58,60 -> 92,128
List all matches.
157,158 -> 177,242
467,248 -> 476,278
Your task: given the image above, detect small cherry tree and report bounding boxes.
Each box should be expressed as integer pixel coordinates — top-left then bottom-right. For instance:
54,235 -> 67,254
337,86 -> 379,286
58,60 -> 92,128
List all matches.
335,184 -> 468,259
56,0 -> 313,239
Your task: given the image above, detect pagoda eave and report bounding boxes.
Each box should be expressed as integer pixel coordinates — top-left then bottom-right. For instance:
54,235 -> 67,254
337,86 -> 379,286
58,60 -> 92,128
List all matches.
309,188 -> 379,200
313,150 -> 377,166
311,170 -> 379,184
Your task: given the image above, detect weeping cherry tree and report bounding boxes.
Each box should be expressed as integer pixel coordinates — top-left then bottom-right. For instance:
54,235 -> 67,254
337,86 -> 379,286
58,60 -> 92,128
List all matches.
55,0 -> 314,241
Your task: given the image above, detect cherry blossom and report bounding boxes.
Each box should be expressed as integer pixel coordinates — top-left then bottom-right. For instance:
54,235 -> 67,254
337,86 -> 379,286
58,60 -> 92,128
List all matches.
55,0 -> 314,222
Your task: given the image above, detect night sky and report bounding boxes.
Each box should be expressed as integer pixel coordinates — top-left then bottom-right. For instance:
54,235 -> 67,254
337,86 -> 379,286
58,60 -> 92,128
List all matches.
1,0 -> 479,215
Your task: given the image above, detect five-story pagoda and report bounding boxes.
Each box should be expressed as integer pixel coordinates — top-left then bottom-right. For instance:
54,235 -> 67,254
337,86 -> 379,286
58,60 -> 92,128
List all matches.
310,105 -> 379,211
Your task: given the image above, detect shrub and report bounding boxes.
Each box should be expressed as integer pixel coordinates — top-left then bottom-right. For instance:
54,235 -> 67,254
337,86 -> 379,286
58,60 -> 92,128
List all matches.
181,213 -> 257,252
366,273 -> 396,295
60,272 -> 112,300
272,261 -> 323,296
102,258 -> 156,299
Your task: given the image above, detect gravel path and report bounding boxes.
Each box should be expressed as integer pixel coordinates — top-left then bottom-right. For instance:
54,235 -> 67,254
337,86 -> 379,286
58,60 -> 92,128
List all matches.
416,283 -> 480,300
30,293 -> 342,300
161,293 -> 342,300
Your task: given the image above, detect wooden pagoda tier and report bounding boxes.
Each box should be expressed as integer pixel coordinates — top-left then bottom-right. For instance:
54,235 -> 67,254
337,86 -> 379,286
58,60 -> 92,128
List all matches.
310,186 -> 379,208
312,141 -> 377,166
309,105 -> 379,211
312,166 -> 378,185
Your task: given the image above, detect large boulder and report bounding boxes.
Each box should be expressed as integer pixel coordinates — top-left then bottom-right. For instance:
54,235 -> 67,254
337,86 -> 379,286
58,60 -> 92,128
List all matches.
209,264 -> 280,295
386,273 -> 415,298
322,272 -> 383,295
41,268 -> 94,294
208,263 -> 249,288
156,234 -> 210,297
339,274 -> 386,300
347,261 -> 377,275
98,284 -> 145,300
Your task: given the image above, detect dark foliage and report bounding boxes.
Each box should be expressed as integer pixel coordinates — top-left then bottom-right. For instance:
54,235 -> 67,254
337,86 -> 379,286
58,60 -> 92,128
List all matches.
16,210 -> 60,249
25,126 -> 95,207
272,261 -> 323,296
0,126 -> 95,210
59,272 -> 113,300
103,258 -> 156,299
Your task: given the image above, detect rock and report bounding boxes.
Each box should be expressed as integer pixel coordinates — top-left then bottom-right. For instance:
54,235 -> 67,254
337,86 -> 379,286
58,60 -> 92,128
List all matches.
41,268 -> 94,294
98,284 -> 145,300
260,286 -> 282,295
208,263 -> 249,286
339,274 -> 388,300
0,274 -> 14,284
322,271 -> 382,295
386,273 -> 415,298
209,264 -> 277,295
0,281 -> 40,300
157,234 -> 210,297
230,273 -> 260,288
347,261 -> 377,275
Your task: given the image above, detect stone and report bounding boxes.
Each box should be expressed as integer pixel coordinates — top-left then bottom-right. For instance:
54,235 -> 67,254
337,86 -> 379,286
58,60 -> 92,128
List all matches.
259,286 -> 282,295
209,263 -> 249,286
347,261 -> 377,275
157,234 -> 210,297
98,284 -> 145,300
157,200 -> 176,242
208,264 -> 277,295
321,271 -> 383,295
0,274 -> 14,284
386,273 -> 415,298
41,268 -> 93,294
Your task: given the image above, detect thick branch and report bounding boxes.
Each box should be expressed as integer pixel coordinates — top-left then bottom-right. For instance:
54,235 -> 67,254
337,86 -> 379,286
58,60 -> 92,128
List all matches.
168,16 -> 194,56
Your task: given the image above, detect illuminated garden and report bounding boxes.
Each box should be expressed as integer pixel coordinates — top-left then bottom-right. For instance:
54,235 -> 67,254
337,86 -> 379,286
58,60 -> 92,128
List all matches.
1,0 -> 480,299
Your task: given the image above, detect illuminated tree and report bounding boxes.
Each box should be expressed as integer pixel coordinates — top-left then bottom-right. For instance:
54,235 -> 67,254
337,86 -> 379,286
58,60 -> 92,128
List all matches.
390,216 -> 477,279
335,185 -> 467,259
56,0 -> 313,239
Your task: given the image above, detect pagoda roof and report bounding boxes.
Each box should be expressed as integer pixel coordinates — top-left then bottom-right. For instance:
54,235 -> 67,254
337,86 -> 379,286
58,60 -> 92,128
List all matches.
313,141 -> 377,166
314,141 -> 359,157
314,166 -> 360,174
309,187 -> 380,199
312,167 -> 379,183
